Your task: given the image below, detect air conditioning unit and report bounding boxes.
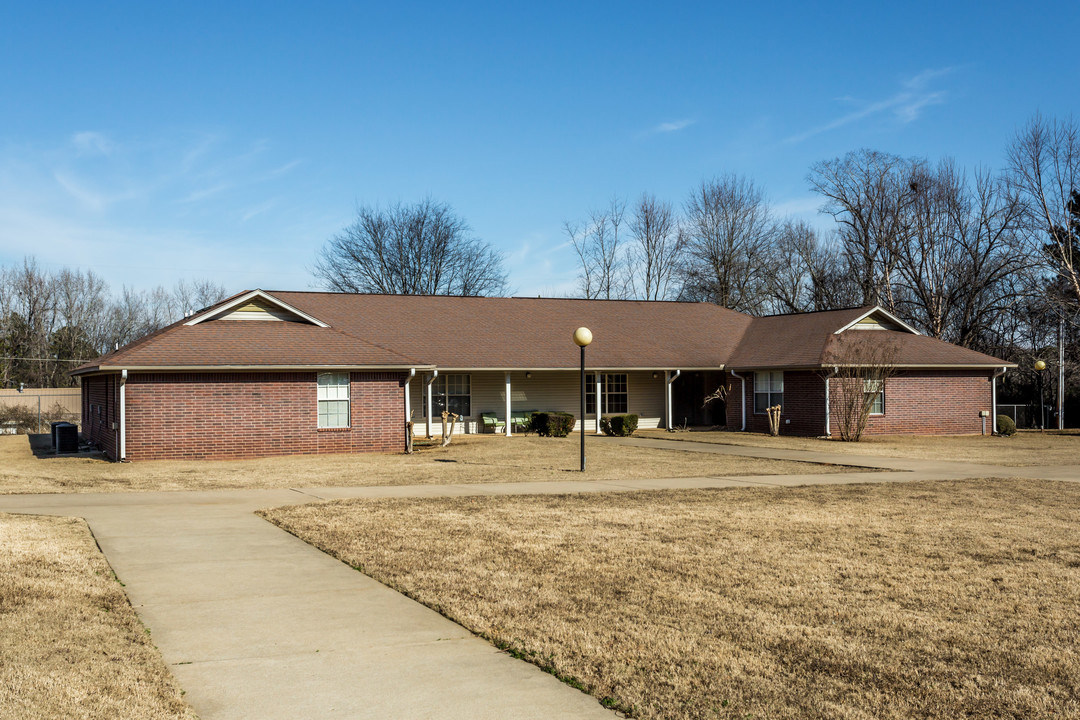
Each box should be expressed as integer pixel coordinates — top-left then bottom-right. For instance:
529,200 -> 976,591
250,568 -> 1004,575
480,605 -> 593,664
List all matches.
52,422 -> 79,454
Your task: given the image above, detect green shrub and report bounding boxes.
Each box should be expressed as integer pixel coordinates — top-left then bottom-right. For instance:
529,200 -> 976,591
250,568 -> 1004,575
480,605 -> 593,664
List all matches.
531,411 -> 576,438
600,414 -> 639,437
996,414 -> 1017,436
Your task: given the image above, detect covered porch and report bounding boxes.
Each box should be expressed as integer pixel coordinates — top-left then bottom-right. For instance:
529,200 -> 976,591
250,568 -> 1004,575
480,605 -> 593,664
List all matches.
405,369 -> 728,437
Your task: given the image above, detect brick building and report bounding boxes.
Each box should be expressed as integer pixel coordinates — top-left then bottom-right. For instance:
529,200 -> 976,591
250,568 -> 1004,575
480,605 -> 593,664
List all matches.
73,290 -> 1014,461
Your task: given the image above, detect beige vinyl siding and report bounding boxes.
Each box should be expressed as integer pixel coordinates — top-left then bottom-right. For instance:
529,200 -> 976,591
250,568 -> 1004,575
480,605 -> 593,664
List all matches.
215,299 -> 305,322
409,370 -> 665,434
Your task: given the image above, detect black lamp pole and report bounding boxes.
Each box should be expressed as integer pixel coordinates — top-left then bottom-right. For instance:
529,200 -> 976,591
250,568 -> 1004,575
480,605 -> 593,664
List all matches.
580,344 -> 586,471
573,327 -> 592,472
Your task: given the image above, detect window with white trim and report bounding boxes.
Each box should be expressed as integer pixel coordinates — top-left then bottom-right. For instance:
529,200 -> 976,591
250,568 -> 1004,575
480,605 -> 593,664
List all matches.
586,373 -> 628,414
425,374 -> 471,417
754,371 -> 783,414
317,372 -> 350,428
865,379 -> 884,415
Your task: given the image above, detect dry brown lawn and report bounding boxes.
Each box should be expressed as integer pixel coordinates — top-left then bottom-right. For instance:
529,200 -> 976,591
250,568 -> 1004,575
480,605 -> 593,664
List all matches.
0,433 -> 857,495
0,512 -> 195,720
262,479 -> 1080,719
639,428 -> 1080,466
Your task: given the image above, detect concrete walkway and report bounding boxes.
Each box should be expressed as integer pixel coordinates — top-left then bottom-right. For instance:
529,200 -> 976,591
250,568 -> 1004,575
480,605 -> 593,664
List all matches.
1,440 -> 1076,719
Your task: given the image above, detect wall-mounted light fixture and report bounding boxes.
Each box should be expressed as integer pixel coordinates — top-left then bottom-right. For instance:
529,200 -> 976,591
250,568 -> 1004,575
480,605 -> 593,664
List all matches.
526,372 -> 532,379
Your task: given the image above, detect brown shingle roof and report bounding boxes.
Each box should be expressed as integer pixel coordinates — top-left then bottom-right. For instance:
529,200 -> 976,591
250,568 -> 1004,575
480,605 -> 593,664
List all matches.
73,292 -> 1011,374
74,317 -> 424,372
269,292 -> 752,370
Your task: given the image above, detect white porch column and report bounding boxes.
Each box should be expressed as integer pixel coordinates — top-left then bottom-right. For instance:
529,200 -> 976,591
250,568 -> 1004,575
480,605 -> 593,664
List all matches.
594,373 -> 603,434
425,370 -> 438,439
505,372 -> 512,437
665,370 -> 680,430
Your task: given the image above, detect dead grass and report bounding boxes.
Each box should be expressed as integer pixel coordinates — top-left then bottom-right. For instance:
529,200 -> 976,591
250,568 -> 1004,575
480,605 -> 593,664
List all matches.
0,433 -> 857,495
639,428 -> 1080,466
261,479 -> 1080,719
0,512 -> 196,720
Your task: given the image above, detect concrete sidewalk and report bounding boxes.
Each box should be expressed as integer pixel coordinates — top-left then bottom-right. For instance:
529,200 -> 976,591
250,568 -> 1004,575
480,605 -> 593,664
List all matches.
2,488 -> 617,720
1,441 -> 1076,719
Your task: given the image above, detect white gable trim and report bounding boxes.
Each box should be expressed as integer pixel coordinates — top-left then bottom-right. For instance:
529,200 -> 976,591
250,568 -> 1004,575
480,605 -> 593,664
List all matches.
184,290 -> 330,328
833,306 -> 920,336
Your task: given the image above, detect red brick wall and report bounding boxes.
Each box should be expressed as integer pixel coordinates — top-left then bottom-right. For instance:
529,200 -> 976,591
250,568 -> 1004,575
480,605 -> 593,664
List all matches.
123,371 -> 407,461
726,368 -> 993,436
833,369 -> 992,436
727,370 -> 827,436
81,374 -> 119,459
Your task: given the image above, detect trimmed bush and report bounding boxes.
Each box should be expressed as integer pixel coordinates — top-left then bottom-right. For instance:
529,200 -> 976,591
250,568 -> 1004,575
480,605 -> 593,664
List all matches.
600,414 -> 639,437
531,411 -> 576,438
996,414 -> 1017,436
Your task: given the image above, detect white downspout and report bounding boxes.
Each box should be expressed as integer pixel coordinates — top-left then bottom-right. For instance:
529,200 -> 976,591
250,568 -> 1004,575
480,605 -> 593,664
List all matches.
505,372 -> 512,437
729,370 -> 746,431
823,366 -> 838,437
404,369 -> 416,435
991,366 -> 1007,433
595,373 -> 603,435
665,370 -> 681,430
119,369 -> 127,461
425,370 -> 438,439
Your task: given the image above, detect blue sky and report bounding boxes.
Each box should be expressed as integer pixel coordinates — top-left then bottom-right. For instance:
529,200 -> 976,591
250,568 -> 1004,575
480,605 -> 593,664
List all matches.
0,1 -> 1076,297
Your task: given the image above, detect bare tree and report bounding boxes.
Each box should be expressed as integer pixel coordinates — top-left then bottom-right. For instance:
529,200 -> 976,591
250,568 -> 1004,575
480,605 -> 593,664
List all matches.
1007,114 -> 1080,311
893,160 -> 1028,346
808,149 -> 917,308
314,199 -> 508,296
679,175 -> 776,313
627,193 -> 682,301
824,333 -> 900,441
566,197 -> 628,299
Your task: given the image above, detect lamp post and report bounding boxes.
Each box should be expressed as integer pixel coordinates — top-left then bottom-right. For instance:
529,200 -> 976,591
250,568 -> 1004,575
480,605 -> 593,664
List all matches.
573,327 -> 593,472
1035,359 -> 1047,431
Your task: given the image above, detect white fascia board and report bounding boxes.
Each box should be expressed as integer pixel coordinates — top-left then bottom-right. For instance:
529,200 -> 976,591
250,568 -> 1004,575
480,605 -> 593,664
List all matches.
833,306 -> 921,336
431,366 -> 726,372
95,364 -> 436,372
184,289 -> 330,328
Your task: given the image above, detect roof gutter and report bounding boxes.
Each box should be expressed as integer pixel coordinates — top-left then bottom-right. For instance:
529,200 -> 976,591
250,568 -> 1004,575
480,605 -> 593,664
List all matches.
729,370 -> 746,431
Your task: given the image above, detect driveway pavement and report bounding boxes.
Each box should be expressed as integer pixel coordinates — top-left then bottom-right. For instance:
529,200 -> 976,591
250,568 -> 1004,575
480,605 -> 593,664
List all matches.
1,439 -> 1076,719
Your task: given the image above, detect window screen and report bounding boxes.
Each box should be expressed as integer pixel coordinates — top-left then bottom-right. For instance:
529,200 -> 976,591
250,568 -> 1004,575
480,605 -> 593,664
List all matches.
318,372 -> 350,428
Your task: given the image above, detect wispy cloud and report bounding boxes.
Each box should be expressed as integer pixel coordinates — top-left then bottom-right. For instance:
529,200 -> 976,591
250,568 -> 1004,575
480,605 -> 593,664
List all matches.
649,118 -> 696,135
70,131 -> 115,157
785,67 -> 957,144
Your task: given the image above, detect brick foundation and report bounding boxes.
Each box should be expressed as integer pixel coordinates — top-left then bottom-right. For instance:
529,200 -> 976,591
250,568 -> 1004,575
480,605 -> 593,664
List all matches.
82,371 -> 407,461
726,368 -> 993,437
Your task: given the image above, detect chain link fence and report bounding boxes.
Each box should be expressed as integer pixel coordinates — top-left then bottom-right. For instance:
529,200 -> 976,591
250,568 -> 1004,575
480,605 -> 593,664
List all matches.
0,388 -> 81,435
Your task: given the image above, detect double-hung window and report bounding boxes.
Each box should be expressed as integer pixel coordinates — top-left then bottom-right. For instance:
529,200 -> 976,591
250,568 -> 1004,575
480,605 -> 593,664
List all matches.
425,374 -> 471,417
754,371 -> 784,414
317,372 -> 350,428
586,373 -> 628,414
865,379 -> 884,415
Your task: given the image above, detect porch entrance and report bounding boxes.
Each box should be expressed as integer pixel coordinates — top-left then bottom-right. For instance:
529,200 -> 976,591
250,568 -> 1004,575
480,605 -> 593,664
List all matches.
670,371 -> 727,428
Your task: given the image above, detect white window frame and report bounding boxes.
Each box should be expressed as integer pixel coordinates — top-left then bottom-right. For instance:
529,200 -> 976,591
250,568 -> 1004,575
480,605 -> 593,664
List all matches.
317,372 -> 351,428
754,371 -> 784,414
864,379 -> 885,415
425,373 -> 472,417
586,373 -> 628,415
